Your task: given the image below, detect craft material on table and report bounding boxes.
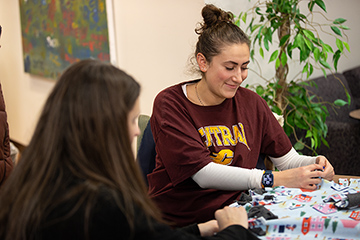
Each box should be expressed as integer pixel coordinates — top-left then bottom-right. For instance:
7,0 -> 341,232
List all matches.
230,178 -> 360,240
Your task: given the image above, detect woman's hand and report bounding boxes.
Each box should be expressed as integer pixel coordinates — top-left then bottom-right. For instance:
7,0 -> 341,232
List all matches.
214,206 -> 248,231
273,164 -> 326,190
198,220 -> 219,237
316,156 -> 335,181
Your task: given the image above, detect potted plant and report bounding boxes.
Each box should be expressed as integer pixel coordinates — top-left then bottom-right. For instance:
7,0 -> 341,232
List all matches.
236,0 -> 350,153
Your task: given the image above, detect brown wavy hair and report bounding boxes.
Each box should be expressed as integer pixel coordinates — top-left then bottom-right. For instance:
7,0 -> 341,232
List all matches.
0,59 -> 162,239
193,4 -> 250,73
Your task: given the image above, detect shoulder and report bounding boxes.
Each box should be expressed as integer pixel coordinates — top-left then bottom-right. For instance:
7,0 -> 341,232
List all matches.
152,80 -> 198,125
236,87 -> 265,101
154,80 -> 198,106
235,87 -> 271,111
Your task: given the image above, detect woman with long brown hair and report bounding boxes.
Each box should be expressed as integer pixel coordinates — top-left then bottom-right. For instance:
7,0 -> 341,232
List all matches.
0,59 -> 257,240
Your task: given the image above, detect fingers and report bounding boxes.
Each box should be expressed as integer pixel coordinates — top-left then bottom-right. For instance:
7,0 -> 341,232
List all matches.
215,206 -> 248,231
315,156 -> 335,180
295,162 -> 334,189
276,166 -> 324,189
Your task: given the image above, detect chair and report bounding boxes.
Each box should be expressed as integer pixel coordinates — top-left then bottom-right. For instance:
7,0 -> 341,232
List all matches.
137,115 -> 156,185
136,114 -> 150,152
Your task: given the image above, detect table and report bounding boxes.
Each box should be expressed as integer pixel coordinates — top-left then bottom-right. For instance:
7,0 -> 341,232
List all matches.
231,178 -> 360,239
349,109 -> 360,120
334,175 -> 360,183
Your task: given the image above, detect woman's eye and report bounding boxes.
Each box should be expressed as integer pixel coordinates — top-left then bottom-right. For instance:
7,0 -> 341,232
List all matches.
226,67 -> 234,71
242,67 -> 249,70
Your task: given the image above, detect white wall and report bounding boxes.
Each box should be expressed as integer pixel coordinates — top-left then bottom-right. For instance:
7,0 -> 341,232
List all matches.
0,0 -> 359,146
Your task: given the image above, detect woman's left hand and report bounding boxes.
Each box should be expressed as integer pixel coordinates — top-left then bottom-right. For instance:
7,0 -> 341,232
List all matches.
316,156 -> 335,181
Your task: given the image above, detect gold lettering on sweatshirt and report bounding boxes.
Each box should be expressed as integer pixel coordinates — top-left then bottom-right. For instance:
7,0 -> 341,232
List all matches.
198,123 -> 250,150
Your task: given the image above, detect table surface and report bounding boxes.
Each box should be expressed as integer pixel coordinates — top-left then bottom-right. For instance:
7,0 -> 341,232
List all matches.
231,177 -> 360,239
334,174 -> 360,183
349,109 -> 360,120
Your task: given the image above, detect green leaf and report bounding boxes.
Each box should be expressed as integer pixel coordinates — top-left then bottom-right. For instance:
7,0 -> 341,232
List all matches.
269,50 -> 279,63
302,63 -> 309,74
311,138 -> 315,148
336,38 -> 344,52
294,33 -> 305,51
265,27 -> 273,44
312,37 -> 322,47
339,25 -> 350,30
259,47 -> 264,58
321,67 -> 327,78
300,48 -> 310,62
333,18 -> 347,24
331,26 -> 342,36
322,44 -> 334,54
279,34 -> 290,47
294,141 -> 304,150
305,130 -> 313,138
303,30 -> 316,41
334,99 -> 348,106
275,58 -> 281,69
315,0 -> 327,12
247,18 -> 254,33
238,12 -> 242,21
343,42 -> 350,52
272,105 -> 282,115
257,26 -> 264,42
308,1 -> 315,12
333,50 -> 341,71
295,115 -> 308,129
260,15 -> 265,22
309,64 -> 314,77
304,38 -> 313,51
242,12 -> 247,23
313,47 -> 320,62
321,51 -> 328,61
256,85 -> 265,95
346,91 -> 352,105
250,49 -> 255,61
251,24 -> 263,33
319,59 -> 331,69
281,51 -> 287,66
287,43 -> 293,59
264,38 -> 269,51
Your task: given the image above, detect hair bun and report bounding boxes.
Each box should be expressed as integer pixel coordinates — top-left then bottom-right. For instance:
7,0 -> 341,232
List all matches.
198,4 -> 233,33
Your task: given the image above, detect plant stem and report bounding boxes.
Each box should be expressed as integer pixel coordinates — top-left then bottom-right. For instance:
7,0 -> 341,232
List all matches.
275,13 -> 290,112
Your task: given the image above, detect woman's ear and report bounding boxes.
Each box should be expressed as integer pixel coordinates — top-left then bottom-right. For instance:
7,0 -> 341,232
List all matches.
196,53 -> 208,72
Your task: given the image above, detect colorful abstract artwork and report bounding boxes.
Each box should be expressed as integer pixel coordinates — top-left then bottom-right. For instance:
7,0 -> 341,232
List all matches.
19,0 -> 115,79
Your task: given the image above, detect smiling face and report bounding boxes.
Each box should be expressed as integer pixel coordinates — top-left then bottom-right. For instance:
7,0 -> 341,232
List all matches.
197,43 -> 250,105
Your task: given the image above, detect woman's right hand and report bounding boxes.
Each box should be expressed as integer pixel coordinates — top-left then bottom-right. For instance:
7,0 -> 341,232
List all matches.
273,164 -> 324,190
214,206 -> 248,231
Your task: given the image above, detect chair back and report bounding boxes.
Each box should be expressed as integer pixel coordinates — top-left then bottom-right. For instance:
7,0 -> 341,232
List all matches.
137,115 -> 156,185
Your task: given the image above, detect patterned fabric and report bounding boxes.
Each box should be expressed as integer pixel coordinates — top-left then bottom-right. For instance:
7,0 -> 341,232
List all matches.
231,178 -> 360,239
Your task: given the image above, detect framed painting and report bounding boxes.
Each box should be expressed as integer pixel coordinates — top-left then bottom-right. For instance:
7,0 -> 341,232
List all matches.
19,0 -> 116,79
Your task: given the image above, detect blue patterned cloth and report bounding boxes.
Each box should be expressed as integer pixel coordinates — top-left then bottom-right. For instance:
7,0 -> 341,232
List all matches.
230,178 -> 360,239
